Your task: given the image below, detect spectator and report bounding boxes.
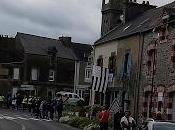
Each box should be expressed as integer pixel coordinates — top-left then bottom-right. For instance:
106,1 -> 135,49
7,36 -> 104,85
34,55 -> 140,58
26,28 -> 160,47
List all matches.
11,96 -> 16,110
56,94 -> 63,122
49,100 -> 55,120
120,111 -> 136,130
97,106 -> 109,130
155,111 -> 163,121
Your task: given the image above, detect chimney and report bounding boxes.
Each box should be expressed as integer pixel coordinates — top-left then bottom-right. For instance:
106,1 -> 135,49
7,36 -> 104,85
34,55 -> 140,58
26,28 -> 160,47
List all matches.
124,0 -> 156,22
59,36 -> 72,47
146,1 -> 150,5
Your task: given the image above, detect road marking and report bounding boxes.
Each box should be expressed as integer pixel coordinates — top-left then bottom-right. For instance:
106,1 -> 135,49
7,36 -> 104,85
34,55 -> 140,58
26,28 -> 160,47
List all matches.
41,119 -> 52,122
16,117 -> 29,120
0,114 -> 53,122
3,116 -> 16,120
29,117 -> 40,121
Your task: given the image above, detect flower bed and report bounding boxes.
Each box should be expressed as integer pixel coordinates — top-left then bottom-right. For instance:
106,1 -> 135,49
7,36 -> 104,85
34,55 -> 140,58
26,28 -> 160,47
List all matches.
61,116 -> 99,130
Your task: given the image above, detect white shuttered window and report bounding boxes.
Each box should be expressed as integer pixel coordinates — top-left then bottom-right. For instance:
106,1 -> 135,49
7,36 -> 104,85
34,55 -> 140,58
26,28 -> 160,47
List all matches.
31,68 -> 38,81
13,68 -> 19,80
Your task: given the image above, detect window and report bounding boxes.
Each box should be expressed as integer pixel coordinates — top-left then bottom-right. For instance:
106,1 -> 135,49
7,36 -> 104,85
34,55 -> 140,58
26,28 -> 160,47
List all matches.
85,68 -> 92,79
124,53 -> 129,75
87,57 -> 92,66
31,68 -> 38,81
13,68 -> 19,80
97,56 -> 103,67
109,52 -> 116,73
74,95 -> 79,98
49,70 -> 55,81
69,94 -> 72,98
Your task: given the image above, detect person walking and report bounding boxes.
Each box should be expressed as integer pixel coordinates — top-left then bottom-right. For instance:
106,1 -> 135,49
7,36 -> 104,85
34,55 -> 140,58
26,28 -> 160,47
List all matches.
49,100 -> 55,120
120,111 -> 136,130
39,100 -> 44,119
98,106 -> 110,130
56,94 -> 63,122
155,111 -> 163,121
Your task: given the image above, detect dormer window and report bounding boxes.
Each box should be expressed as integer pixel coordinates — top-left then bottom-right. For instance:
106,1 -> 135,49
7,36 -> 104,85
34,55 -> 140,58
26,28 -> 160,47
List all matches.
48,46 -> 57,67
157,10 -> 169,43
97,56 -> 103,67
109,52 -> 116,73
49,70 -> 55,82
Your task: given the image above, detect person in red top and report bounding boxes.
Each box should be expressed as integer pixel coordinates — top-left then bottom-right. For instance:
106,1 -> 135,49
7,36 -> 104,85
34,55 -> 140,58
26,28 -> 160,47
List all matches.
98,106 -> 110,130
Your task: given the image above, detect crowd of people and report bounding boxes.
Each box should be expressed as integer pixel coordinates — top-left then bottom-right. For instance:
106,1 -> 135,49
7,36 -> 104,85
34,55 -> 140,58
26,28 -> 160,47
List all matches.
2,92 -> 166,130
96,106 -> 165,130
5,93 -> 64,121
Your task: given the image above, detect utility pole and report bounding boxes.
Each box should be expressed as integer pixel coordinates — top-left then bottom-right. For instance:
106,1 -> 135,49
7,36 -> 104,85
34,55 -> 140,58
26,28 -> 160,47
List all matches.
149,40 -> 157,118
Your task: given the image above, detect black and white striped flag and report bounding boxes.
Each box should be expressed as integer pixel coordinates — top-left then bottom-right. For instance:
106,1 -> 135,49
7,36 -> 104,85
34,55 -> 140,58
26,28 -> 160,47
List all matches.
91,65 -> 109,93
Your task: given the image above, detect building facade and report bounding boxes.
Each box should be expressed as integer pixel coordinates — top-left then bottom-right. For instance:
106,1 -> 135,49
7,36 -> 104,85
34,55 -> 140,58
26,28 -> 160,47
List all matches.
0,33 -> 92,100
93,0 -> 156,119
141,6 -> 175,121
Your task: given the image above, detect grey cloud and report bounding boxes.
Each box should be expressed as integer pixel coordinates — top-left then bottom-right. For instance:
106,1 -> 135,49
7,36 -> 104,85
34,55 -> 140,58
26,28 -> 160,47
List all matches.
0,0 -> 173,43
0,0 -> 101,43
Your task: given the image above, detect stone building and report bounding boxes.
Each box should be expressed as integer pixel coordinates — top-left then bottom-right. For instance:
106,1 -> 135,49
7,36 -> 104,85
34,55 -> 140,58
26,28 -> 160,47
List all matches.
93,0 -> 156,119
140,4 -> 175,121
71,42 -> 93,105
0,32 -> 92,99
96,0 -> 175,122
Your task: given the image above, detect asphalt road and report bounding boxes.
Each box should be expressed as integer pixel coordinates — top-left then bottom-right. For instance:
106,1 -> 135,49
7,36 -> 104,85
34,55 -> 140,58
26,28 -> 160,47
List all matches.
0,108 -> 78,130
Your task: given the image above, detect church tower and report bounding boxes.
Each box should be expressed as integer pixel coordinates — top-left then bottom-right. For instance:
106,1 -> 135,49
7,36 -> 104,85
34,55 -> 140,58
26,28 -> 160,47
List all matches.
101,0 -> 124,37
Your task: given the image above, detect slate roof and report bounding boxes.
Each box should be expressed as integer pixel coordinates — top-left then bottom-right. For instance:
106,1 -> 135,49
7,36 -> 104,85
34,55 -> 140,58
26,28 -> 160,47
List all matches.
95,2 -> 175,45
16,32 -> 78,60
0,37 -> 23,63
71,42 -> 93,61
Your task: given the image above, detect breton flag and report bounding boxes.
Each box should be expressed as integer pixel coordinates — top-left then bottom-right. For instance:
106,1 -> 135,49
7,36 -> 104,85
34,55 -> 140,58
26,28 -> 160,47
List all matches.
91,65 -> 109,93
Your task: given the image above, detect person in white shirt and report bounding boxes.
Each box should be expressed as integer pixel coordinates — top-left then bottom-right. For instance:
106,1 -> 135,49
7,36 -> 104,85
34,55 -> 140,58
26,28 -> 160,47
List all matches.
120,111 -> 136,130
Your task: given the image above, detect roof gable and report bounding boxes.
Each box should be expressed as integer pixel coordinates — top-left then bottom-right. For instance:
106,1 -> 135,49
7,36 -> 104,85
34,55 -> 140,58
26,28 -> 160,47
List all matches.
16,32 -> 78,60
95,2 -> 175,45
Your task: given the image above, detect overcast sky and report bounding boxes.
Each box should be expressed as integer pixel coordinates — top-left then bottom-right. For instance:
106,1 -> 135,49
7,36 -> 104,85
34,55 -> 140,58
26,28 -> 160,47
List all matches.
0,0 -> 174,44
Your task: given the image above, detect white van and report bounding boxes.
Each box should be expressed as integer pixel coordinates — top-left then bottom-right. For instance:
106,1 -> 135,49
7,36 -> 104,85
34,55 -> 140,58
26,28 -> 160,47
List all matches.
56,91 -> 84,103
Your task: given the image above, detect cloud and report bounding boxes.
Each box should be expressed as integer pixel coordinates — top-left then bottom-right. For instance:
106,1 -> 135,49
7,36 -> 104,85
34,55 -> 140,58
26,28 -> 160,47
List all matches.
0,0 -> 174,43
0,0 -> 101,43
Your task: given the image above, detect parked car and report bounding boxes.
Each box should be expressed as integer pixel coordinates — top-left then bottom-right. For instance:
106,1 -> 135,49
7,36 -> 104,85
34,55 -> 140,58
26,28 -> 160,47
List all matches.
142,119 -> 175,130
56,91 -> 84,103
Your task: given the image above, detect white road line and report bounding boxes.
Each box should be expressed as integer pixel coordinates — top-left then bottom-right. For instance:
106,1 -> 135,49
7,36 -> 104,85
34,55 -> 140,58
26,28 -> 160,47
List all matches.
16,117 -> 29,120
29,118 -> 40,121
3,116 -> 16,120
41,119 -> 52,122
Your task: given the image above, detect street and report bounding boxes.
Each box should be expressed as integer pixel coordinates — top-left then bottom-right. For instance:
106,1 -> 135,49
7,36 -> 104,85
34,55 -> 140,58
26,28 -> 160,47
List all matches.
0,109 -> 78,130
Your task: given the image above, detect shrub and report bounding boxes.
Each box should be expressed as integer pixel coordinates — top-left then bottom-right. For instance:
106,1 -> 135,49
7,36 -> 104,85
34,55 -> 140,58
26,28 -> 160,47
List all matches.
67,116 -> 97,129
